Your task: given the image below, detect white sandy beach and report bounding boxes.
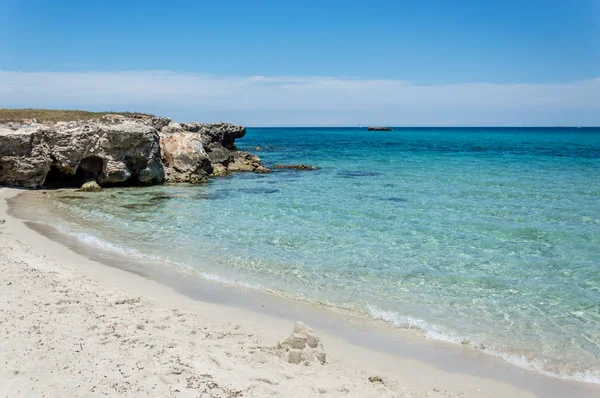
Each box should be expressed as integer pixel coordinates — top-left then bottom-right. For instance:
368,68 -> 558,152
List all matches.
0,187 -> 542,397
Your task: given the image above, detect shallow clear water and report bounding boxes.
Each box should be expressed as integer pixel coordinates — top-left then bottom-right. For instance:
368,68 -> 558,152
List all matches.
42,127 -> 600,383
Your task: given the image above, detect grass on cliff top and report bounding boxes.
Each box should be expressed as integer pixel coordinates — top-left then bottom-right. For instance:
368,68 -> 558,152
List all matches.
0,108 -> 155,123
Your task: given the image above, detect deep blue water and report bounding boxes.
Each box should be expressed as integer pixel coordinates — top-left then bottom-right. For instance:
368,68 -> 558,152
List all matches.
44,127 -> 600,383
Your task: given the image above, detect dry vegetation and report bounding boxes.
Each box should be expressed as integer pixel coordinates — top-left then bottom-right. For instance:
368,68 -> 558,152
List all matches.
0,108 -> 154,123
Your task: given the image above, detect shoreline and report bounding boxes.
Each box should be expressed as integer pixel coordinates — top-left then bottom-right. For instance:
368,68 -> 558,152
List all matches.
2,187 -> 599,397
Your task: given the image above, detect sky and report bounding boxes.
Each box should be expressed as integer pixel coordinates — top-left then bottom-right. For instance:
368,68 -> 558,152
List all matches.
1,0 -> 599,126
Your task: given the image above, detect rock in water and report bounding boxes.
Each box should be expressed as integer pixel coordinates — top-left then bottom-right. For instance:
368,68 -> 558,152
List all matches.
277,322 -> 326,365
367,127 -> 392,131
210,164 -> 228,177
222,151 -> 271,173
79,180 -> 102,192
273,164 -> 318,170
227,151 -> 262,173
157,122 -> 271,180
255,165 -> 272,173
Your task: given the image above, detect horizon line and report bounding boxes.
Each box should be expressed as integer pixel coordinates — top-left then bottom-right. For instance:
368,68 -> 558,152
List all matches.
245,125 -> 599,128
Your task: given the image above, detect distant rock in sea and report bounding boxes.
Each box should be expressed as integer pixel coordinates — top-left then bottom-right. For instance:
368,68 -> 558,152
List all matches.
367,127 -> 392,131
273,164 -> 318,170
0,114 -> 270,189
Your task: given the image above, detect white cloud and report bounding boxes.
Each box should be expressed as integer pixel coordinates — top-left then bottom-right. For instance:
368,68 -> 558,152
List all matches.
1,70 -> 598,126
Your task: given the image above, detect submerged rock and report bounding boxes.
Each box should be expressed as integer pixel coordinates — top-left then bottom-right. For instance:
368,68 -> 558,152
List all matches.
255,165 -> 272,173
79,180 -> 102,192
337,171 -> 381,178
149,195 -> 173,202
273,164 -> 318,170
121,203 -> 155,209
61,195 -> 87,200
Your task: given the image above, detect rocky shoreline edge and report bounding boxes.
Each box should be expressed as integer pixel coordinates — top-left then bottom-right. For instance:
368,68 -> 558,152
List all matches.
0,114 -> 270,189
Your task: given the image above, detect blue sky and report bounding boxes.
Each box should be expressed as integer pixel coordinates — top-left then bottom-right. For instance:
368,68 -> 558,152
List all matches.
1,0 -> 599,125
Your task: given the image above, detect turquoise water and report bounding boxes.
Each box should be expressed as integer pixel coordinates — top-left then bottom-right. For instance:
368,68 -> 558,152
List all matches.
43,127 -> 600,383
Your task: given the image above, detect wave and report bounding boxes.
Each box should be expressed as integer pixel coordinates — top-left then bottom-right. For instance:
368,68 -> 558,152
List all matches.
366,305 -> 467,344
366,305 -> 600,385
49,223 -> 261,291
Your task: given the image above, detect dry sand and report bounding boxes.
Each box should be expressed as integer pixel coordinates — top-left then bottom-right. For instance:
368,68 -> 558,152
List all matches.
0,188 -> 539,397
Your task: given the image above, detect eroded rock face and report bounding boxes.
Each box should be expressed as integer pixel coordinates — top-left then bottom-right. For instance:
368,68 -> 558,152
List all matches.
227,151 -> 262,173
158,122 -> 270,182
0,117 -> 268,188
0,121 -> 164,188
159,131 -> 212,183
0,127 -> 52,188
195,122 -> 247,151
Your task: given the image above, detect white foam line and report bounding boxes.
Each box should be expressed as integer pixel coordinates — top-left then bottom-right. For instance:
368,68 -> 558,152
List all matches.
366,305 -> 600,385
52,224 -> 261,291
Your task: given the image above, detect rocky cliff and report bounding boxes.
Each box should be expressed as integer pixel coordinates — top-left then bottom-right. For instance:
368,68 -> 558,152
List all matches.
0,115 -> 268,189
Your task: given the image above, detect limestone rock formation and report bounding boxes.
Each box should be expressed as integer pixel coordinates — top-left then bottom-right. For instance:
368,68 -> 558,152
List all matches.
158,122 -> 270,181
276,322 -> 326,365
199,122 -> 247,169
196,122 -> 247,151
0,116 -> 269,188
0,120 -> 164,188
210,164 -> 229,177
159,131 -> 212,183
79,180 -> 102,192
227,151 -> 264,173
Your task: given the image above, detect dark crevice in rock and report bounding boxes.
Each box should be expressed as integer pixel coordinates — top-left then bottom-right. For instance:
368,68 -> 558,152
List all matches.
43,156 -> 105,188
43,165 -> 82,188
79,156 -> 104,180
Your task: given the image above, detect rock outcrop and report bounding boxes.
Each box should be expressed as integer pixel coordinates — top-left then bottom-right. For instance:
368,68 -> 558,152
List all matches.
0,116 -> 268,189
159,129 -> 212,184
273,164 -> 318,170
0,120 -> 164,188
158,121 -> 268,181
227,151 -> 271,174
79,180 -> 102,192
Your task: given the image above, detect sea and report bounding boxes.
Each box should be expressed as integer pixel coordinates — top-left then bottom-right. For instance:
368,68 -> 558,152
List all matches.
17,127 -> 600,385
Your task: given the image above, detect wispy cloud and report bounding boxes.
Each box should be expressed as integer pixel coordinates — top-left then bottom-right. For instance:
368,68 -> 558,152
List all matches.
1,71 -> 598,126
